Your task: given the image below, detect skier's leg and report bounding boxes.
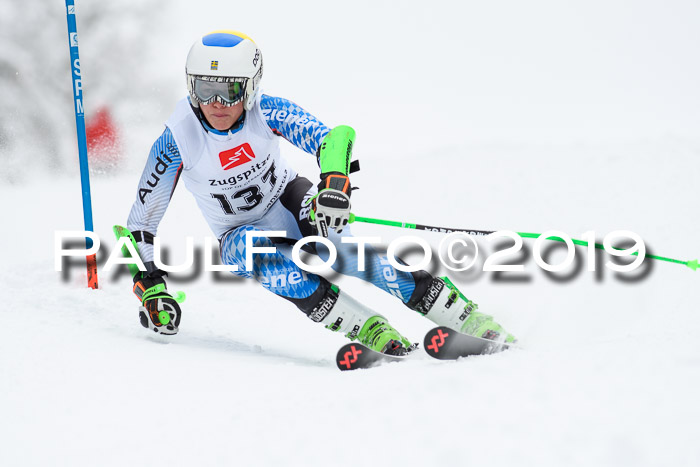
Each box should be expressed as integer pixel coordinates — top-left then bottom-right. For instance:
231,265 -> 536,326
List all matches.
219,224 -> 414,354
317,232 -> 516,342
273,176 -> 516,345
315,235 -> 435,304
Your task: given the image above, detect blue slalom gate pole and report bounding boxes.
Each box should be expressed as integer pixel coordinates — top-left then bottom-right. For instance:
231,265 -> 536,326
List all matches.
65,0 -> 98,289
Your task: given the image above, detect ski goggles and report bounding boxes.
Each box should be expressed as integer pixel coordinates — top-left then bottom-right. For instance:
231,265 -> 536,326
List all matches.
192,78 -> 245,106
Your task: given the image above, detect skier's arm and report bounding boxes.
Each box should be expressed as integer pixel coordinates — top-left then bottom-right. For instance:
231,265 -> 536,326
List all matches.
260,95 -> 356,235
260,94 -> 331,155
126,127 -> 183,271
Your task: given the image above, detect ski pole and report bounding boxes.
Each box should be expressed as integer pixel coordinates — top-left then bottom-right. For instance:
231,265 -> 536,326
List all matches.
348,214 -> 699,271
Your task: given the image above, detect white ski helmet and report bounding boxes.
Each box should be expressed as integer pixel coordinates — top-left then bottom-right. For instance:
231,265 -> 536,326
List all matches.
186,30 -> 263,111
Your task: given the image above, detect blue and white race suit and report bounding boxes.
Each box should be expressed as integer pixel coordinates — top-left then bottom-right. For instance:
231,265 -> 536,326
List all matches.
127,94 -> 425,310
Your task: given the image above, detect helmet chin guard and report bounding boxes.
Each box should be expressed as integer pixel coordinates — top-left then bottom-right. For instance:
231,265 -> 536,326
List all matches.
186,30 -> 263,111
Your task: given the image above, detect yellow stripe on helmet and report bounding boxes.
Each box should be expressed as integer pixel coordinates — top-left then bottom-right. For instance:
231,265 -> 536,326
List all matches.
207,30 -> 255,44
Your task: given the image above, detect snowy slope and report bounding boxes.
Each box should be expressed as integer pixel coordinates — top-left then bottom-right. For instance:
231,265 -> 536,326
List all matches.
2,1 -> 700,466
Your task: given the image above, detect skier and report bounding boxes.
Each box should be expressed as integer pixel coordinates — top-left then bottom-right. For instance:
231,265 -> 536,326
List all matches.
126,30 -> 515,355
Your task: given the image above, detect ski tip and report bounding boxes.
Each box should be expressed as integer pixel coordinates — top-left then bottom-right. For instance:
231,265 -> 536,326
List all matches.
336,343 -> 367,371
335,343 -> 408,371
423,327 -> 454,360
424,326 -> 513,360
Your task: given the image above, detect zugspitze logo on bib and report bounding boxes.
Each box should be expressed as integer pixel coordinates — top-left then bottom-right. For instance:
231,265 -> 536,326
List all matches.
219,143 -> 256,170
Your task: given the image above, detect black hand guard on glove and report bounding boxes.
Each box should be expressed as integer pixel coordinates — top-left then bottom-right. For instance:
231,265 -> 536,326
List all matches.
133,270 -> 182,335
311,173 -> 352,237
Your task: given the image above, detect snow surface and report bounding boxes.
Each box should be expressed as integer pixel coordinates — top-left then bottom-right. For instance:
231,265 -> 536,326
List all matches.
2,1 -> 700,466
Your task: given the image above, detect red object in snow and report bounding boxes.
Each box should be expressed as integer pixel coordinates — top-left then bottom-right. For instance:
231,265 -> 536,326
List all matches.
86,106 -> 121,169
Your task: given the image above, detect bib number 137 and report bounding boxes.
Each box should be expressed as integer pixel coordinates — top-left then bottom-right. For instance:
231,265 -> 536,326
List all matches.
211,163 -> 277,214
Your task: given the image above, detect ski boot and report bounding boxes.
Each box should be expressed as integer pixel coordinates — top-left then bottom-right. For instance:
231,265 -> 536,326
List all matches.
414,276 -> 516,343
354,316 -> 416,356
309,284 -> 417,355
